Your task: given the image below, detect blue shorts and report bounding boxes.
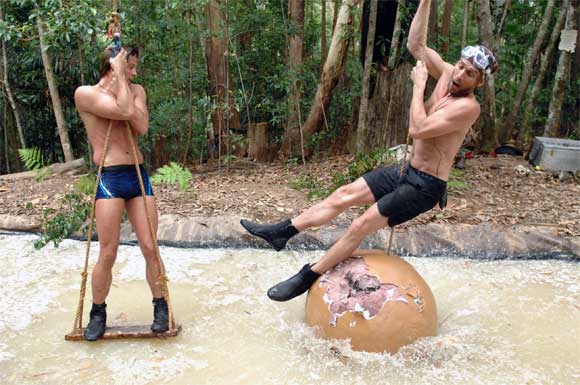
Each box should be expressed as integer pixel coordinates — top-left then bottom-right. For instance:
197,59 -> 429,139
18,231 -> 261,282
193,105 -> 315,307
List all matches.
362,163 -> 447,227
96,164 -> 154,200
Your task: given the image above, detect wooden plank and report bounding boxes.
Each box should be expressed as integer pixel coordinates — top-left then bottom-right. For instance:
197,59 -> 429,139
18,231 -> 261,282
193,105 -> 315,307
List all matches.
65,324 -> 182,341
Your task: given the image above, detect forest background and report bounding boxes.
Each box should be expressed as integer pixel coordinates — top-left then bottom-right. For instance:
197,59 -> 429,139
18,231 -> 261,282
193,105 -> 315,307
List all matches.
0,0 -> 578,175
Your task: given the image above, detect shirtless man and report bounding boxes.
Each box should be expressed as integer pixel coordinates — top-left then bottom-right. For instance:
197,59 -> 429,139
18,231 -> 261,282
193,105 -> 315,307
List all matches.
240,0 -> 498,301
74,46 -> 169,341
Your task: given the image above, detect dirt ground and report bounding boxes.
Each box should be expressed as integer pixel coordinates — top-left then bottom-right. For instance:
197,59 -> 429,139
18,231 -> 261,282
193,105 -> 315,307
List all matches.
1,155 -> 579,238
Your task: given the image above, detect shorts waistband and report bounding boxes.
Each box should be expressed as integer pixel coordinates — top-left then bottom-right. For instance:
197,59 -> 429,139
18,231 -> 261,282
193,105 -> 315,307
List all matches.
407,164 -> 447,187
101,164 -> 145,173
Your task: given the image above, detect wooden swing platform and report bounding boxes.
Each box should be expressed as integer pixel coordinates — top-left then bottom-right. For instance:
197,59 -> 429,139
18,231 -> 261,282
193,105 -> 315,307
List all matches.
65,324 -> 182,341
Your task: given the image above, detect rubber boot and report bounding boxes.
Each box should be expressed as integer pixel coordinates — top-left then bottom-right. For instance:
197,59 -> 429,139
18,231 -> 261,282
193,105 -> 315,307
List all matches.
267,264 -> 321,302
240,219 -> 298,251
151,297 -> 169,333
84,303 -> 107,341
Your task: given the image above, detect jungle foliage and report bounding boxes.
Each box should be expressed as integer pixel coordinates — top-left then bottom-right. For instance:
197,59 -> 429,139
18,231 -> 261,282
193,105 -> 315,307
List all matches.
0,0 -> 578,175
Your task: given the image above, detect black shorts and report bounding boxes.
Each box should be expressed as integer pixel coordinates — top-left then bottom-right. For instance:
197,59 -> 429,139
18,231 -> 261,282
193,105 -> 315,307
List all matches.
362,163 -> 447,227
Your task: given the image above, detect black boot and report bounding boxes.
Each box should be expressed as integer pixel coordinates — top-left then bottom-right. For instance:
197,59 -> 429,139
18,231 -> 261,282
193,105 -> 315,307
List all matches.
84,303 -> 107,341
151,297 -> 169,333
240,219 -> 299,251
267,264 -> 321,302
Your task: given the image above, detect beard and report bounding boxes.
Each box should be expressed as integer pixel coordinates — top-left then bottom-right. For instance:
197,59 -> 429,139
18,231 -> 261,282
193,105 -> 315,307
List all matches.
448,79 -> 472,97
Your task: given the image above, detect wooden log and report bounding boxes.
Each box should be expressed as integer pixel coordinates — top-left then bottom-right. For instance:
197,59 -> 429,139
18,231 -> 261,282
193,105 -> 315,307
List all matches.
0,214 -> 41,231
65,324 -> 182,341
0,158 -> 87,181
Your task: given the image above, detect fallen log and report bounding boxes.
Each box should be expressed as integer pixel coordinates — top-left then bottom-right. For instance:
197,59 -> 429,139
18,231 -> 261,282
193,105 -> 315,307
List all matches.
0,158 -> 87,181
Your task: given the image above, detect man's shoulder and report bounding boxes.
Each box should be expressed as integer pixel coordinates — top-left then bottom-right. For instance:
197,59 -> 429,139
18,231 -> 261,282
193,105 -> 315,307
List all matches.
74,85 -> 98,101
130,83 -> 146,95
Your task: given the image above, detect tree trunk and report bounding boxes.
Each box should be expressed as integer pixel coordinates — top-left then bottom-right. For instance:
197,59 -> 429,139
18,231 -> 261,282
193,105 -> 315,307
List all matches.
280,0 -> 305,158
36,14 -> 74,162
2,95 -> 9,173
461,0 -> 469,47
321,0 -> 327,65
205,0 -> 240,157
0,5 -> 26,149
302,0 -> 359,147
495,0 -> 511,43
429,0 -> 438,46
332,0 -> 340,35
475,0 -> 498,152
367,62 -> 414,150
388,0 -> 405,69
501,0 -> 554,143
519,0 -> 569,144
182,12 -> 195,165
544,0 -> 578,137
356,0 -> 378,154
441,0 -> 453,55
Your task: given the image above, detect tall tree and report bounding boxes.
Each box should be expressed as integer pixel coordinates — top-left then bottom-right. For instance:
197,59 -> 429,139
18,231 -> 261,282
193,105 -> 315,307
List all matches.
280,0 -> 305,158
321,0 -> 327,65
544,0 -> 578,137
519,0 -> 569,144
356,0 -> 378,153
461,0 -> 469,47
36,13 -> 74,162
500,0 -> 555,143
302,0 -> 359,146
475,0 -> 498,151
0,4 -> 25,149
205,0 -> 241,158
440,0 -> 453,55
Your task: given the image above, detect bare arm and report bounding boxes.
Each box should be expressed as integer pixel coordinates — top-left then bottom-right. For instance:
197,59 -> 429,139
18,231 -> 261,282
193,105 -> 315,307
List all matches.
74,85 -> 134,120
74,49 -> 135,120
406,0 -> 452,80
409,61 -> 479,139
410,91 -> 480,141
128,84 -> 148,136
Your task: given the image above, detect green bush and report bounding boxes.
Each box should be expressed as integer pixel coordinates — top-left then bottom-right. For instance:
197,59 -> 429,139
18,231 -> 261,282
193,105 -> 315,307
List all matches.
150,162 -> 192,192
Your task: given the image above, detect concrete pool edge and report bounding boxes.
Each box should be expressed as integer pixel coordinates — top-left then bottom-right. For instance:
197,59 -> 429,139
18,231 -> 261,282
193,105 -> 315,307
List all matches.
1,214 -> 578,260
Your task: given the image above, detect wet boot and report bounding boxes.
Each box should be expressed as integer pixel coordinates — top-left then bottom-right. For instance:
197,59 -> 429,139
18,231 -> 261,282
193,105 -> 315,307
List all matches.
84,303 -> 107,341
151,297 -> 169,333
267,264 -> 321,302
240,219 -> 299,251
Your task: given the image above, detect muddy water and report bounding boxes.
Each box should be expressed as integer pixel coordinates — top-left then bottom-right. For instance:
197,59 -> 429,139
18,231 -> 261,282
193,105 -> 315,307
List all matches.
0,233 -> 578,385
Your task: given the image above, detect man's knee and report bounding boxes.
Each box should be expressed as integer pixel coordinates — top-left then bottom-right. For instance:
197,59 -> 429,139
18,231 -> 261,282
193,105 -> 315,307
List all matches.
329,184 -> 359,208
140,241 -> 157,259
346,216 -> 373,239
97,249 -> 117,268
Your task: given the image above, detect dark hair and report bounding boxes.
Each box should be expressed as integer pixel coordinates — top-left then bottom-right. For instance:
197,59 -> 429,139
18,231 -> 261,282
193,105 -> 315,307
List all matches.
98,45 -> 139,78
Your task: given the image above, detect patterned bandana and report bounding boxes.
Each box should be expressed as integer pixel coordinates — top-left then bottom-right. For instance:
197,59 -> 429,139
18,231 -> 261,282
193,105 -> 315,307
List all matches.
461,45 -> 498,75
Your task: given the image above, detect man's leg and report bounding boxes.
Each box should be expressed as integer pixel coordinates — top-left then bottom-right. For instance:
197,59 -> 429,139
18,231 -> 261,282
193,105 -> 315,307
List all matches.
125,196 -> 163,297
125,196 -> 168,333
241,177 -> 376,250
84,198 -> 125,341
267,204 -> 389,301
92,199 -> 125,302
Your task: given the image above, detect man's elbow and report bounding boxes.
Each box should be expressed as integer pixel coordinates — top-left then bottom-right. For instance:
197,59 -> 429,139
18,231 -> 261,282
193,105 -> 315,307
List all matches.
406,41 -> 423,58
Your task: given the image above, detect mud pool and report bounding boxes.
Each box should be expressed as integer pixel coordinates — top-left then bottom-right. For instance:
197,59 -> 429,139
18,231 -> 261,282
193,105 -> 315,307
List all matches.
0,233 -> 578,385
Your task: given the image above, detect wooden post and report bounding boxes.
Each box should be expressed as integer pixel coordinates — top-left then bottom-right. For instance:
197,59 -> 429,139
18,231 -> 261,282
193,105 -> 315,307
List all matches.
248,122 -> 272,162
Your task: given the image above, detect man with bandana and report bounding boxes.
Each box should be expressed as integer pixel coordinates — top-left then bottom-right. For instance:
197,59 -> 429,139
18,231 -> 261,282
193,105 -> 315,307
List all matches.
241,0 -> 498,301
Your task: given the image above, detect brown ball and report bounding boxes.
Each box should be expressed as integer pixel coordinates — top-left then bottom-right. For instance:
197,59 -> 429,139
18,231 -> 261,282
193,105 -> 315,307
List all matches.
305,250 -> 438,353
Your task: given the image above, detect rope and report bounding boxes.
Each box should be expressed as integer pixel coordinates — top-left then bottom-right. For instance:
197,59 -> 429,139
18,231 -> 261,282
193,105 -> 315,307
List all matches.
387,1 -> 429,255
71,120 -> 113,334
125,122 -> 175,330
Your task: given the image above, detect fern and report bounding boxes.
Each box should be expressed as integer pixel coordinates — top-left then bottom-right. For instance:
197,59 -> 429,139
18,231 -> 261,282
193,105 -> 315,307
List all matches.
18,147 -> 45,171
150,162 -> 192,192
